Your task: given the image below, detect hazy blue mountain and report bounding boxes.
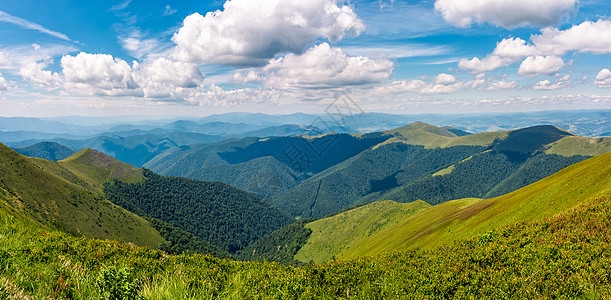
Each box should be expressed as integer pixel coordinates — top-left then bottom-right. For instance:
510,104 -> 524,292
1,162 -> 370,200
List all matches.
13,142 -> 76,161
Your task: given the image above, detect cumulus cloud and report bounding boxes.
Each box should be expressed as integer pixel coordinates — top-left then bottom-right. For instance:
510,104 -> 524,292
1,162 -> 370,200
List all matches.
186,84 -> 285,106
460,20 -> 611,74
134,57 -> 203,98
486,80 -> 518,91
595,69 -> 611,88
171,0 -> 364,66
378,73 -> 463,94
533,79 -> 569,90
435,73 -> 456,85
0,75 -> 7,91
57,52 -> 205,98
233,71 -> 261,84
19,62 -> 62,88
458,55 -> 512,73
532,20 -> 611,55
261,43 -> 393,89
434,0 -> 577,29
61,52 -> 138,95
517,56 -> 564,77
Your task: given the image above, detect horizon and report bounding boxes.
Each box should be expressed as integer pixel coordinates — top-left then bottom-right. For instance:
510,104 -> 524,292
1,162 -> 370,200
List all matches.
0,0 -> 610,117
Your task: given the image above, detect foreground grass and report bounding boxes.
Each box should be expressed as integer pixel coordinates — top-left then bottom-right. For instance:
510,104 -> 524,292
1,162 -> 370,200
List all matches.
1,193 -> 610,299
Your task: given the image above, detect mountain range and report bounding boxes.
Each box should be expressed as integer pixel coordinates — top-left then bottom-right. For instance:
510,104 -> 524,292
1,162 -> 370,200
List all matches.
1,116 -> 611,298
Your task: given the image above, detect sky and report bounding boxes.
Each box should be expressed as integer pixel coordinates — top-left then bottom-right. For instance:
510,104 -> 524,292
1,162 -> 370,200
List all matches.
1,0 -> 611,117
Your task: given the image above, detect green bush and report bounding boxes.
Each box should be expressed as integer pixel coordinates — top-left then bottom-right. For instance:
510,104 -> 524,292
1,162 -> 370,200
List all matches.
96,266 -> 141,300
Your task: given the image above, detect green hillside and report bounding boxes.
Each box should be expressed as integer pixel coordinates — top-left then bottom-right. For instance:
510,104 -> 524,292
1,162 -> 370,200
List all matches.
340,151 -> 611,259
12,141 -> 75,161
545,135 -> 611,156
1,186 -> 610,298
294,200 -> 430,264
0,143 -> 163,248
29,148 -> 143,195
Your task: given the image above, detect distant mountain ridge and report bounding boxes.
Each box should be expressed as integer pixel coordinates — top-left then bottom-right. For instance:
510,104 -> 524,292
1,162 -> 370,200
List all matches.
13,141 -> 75,161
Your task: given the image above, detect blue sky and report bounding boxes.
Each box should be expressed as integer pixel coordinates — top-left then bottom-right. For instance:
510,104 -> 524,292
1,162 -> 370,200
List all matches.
1,0 -> 611,117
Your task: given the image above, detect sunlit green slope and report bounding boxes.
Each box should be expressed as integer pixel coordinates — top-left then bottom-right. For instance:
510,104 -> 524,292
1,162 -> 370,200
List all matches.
0,143 -> 163,248
294,200 -> 430,264
1,190 -> 610,298
340,151 -> 611,259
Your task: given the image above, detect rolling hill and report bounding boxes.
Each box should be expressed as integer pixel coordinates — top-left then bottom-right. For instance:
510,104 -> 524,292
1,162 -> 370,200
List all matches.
0,143 -> 163,248
294,200 -> 430,264
340,151 -> 611,259
12,141 -> 75,161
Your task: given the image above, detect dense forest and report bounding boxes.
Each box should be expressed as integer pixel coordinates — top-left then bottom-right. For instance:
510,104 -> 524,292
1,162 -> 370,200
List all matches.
147,218 -> 230,258
103,169 -> 294,253
383,151 -> 590,205
234,220 -> 313,266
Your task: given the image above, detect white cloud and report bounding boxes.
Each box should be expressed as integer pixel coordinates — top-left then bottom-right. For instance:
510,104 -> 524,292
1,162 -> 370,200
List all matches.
61,52 -> 139,96
486,80 -> 518,91
171,0 -> 364,66
460,20 -> 611,74
233,71 -> 261,84
261,43 -> 393,89
595,69 -> 611,88
534,79 -> 567,90
378,73 -> 463,94
134,57 -> 203,98
58,53 -> 208,99
532,20 -> 611,55
186,84 -> 283,106
492,37 -> 539,58
0,74 -> 7,91
19,62 -> 62,88
0,10 -> 73,41
435,73 -> 456,85
434,0 -> 577,29
517,56 -> 564,77
458,55 -> 511,73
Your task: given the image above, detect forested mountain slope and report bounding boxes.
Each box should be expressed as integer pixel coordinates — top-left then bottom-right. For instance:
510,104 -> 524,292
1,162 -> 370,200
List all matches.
103,169 -> 294,253
270,125 -> 605,218
340,151 -> 611,259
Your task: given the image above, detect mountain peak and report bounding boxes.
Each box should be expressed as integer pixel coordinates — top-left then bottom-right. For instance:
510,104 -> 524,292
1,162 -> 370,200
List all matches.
385,122 -> 458,138
61,148 -> 143,184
